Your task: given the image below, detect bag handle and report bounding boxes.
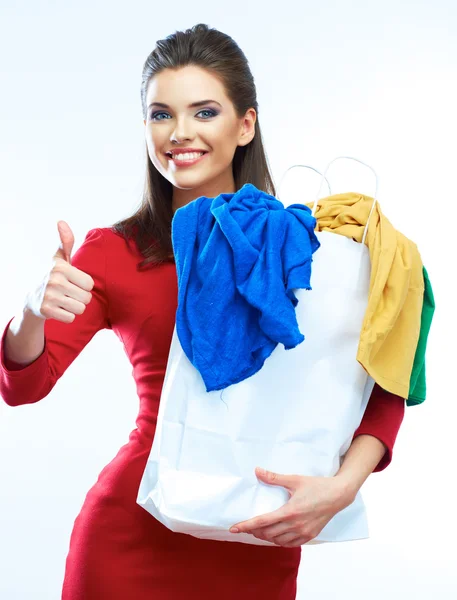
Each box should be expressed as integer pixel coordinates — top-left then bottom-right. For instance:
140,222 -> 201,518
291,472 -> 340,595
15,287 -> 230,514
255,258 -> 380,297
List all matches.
277,165 -> 332,202
313,156 -> 379,246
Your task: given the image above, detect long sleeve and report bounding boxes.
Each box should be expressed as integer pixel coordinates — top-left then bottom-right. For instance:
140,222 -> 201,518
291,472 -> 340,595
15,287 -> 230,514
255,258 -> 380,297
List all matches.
353,383 -> 405,472
0,228 -> 110,406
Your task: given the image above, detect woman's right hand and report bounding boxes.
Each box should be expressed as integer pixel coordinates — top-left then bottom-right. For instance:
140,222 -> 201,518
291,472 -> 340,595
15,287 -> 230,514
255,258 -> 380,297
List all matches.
25,221 -> 95,323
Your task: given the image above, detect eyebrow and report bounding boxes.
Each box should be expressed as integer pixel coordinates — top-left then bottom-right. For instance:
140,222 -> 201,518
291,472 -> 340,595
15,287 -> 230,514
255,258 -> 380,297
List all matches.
147,99 -> 222,111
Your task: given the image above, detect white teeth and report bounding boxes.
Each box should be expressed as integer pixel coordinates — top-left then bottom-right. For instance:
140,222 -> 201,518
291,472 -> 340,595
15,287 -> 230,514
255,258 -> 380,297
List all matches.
172,152 -> 204,161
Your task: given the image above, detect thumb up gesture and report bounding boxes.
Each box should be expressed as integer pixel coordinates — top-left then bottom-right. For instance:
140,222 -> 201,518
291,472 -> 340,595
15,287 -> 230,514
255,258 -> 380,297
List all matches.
26,221 -> 95,323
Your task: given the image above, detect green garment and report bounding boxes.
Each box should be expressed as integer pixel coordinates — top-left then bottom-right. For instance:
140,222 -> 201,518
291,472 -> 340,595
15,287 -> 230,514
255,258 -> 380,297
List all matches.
407,266 -> 435,406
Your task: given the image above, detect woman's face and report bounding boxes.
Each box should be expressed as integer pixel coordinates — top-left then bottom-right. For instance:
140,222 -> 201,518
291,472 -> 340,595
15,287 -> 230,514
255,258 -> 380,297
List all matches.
143,65 -> 256,200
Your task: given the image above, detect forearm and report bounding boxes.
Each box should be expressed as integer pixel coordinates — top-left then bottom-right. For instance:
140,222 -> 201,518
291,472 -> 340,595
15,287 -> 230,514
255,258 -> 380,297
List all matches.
4,307 -> 46,366
334,434 -> 387,501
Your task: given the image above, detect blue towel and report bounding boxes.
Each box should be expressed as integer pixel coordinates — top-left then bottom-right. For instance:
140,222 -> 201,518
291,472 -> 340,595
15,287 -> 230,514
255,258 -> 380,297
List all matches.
172,183 -> 321,392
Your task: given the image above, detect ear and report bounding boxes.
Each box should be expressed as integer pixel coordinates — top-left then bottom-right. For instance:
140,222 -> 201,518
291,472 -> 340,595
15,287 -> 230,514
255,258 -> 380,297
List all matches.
237,107 -> 257,147
143,119 -> 146,126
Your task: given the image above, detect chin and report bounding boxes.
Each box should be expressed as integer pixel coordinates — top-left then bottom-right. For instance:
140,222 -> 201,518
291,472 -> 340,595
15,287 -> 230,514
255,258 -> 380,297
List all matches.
170,174 -> 212,191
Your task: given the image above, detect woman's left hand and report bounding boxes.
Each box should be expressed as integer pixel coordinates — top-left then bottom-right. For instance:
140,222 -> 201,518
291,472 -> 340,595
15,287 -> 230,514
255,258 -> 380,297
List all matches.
229,467 -> 355,547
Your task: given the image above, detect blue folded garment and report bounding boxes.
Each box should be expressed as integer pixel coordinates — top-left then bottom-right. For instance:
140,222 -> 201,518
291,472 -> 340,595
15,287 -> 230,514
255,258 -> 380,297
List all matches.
172,183 -> 321,392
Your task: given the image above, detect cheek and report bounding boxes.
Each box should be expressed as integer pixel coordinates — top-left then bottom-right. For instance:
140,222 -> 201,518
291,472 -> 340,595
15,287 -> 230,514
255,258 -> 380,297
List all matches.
146,129 -> 167,167
207,122 -> 240,159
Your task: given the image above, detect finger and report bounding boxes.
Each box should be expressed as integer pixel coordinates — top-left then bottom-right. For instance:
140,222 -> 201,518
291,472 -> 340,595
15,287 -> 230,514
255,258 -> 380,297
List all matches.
255,467 -> 298,492
230,506 -> 289,533
40,305 -> 77,324
56,295 -> 90,316
47,273 -> 93,304
65,267 -> 95,293
55,221 -> 75,264
270,532 -> 301,546
251,520 -> 291,540
62,279 -> 93,304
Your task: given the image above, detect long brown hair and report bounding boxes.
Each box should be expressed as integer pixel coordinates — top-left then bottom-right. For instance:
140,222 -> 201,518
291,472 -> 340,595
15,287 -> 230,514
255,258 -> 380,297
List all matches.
112,23 -> 276,268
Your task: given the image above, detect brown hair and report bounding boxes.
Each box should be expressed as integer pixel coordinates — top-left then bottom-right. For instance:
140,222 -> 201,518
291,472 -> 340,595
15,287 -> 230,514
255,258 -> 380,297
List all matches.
112,23 -> 275,268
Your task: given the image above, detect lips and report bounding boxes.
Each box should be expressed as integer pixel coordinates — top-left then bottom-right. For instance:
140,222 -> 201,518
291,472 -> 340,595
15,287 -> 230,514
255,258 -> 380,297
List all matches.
165,150 -> 209,168
165,149 -> 209,158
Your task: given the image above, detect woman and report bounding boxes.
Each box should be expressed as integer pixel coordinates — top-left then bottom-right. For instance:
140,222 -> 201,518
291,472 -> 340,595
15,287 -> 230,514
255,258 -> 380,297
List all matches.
0,23 -> 405,599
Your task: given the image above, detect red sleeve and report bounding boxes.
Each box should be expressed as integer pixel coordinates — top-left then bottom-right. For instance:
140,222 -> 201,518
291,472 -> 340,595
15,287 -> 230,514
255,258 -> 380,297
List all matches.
353,383 -> 405,473
0,228 -> 110,407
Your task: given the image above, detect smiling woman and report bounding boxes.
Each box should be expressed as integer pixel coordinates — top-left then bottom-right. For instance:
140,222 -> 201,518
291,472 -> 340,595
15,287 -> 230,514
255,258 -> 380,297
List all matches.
0,21 -> 406,600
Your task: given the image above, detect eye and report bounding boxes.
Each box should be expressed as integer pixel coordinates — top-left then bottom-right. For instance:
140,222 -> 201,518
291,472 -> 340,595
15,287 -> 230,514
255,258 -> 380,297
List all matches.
150,111 -> 171,121
149,108 -> 219,121
196,109 -> 218,119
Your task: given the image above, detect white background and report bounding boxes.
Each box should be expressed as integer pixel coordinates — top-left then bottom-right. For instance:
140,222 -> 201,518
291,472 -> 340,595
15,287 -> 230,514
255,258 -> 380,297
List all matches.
0,1 -> 455,598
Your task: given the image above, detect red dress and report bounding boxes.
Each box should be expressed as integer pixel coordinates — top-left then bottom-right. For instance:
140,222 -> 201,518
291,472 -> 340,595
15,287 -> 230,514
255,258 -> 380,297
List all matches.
0,228 -> 405,600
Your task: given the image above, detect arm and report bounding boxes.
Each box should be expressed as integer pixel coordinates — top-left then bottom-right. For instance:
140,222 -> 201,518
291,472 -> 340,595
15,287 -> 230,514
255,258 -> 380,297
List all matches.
335,383 -> 406,499
231,384 -> 406,543
4,308 -> 46,367
0,228 -> 110,406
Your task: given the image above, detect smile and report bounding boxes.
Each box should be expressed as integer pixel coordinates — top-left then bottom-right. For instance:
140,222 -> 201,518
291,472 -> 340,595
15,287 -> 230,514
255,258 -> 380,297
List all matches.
166,151 -> 209,167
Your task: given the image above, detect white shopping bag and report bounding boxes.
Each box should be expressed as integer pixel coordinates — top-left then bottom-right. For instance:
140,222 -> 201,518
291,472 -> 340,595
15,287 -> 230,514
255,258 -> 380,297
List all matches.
138,158 -> 378,546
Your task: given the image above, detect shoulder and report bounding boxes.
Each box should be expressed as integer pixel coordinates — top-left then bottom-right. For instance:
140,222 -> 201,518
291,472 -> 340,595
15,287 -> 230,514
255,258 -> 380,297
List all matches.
93,226 -> 146,265
92,226 -> 125,242
86,227 -> 134,251
73,227 -> 128,267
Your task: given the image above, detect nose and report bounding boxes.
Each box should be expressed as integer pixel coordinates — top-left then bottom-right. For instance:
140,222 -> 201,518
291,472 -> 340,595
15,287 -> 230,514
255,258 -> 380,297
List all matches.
170,115 -> 194,144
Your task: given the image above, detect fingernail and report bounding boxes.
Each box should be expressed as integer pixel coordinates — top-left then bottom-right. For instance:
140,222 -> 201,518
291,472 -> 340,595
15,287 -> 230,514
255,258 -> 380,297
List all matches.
256,467 -> 266,475
230,527 -> 239,533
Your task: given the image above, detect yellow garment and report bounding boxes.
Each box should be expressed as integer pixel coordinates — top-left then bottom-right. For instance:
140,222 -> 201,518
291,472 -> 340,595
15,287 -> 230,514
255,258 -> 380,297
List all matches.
305,192 -> 424,399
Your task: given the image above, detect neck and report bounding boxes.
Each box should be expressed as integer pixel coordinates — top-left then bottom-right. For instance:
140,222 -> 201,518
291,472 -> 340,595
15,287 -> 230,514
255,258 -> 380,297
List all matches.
171,170 -> 236,213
